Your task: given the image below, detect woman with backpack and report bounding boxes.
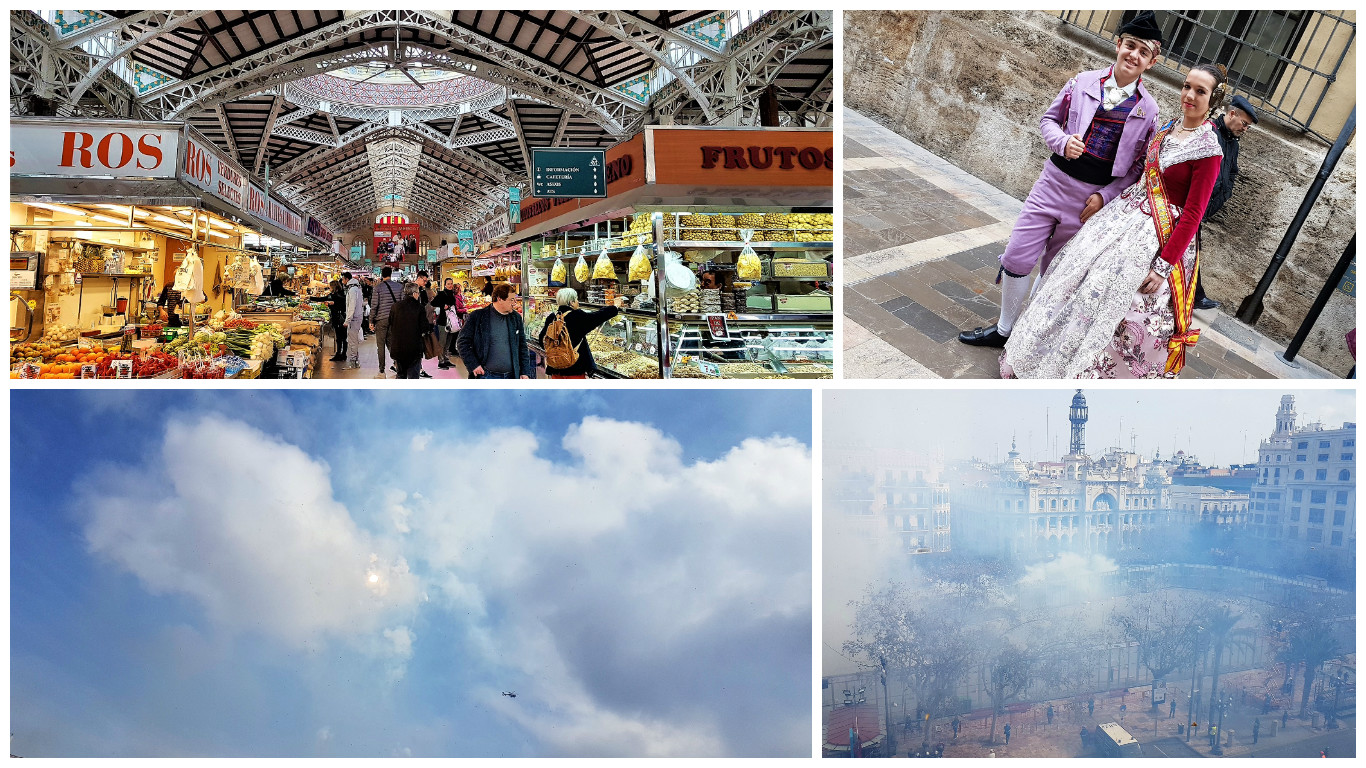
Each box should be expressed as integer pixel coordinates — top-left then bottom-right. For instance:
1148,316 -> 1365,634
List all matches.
538,288 -> 624,378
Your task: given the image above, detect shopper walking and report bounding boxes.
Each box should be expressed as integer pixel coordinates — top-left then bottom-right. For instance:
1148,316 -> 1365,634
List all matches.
386,281 -> 429,379
342,271 -> 364,368
457,283 -> 531,379
432,277 -> 461,369
538,288 -> 625,378
371,266 -> 403,378
319,278 -> 346,361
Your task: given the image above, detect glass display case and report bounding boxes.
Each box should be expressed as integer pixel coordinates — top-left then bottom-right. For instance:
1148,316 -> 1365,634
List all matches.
521,206 -> 833,378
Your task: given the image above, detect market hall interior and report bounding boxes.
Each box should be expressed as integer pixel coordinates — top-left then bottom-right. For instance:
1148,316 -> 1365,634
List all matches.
10,9 -> 834,381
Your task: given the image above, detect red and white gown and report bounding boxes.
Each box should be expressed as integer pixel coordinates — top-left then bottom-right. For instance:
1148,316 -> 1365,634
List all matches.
1002,121 -> 1222,379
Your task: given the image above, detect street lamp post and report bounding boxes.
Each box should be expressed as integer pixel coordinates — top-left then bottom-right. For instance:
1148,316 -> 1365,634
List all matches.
1186,625 -> 1203,743
880,657 -> 895,758
1211,694 -> 1232,755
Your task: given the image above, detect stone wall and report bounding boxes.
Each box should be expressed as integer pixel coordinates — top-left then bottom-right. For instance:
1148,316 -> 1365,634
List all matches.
844,10 -> 1357,375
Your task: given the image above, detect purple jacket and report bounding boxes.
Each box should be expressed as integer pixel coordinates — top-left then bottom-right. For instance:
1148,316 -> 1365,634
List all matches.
1040,67 -> 1160,205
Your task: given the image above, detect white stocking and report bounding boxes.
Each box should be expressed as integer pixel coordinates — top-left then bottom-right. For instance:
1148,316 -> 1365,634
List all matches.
996,273 -> 1033,336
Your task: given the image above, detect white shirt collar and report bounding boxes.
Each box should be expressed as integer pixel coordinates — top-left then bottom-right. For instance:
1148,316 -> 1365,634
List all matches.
1104,70 -> 1139,99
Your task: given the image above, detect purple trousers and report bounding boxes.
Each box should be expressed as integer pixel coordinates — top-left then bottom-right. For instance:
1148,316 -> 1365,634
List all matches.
999,163 -> 1106,277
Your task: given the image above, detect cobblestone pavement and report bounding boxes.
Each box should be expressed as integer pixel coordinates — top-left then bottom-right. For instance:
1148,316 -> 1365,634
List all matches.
842,107 -> 1335,380
890,664 -> 1354,758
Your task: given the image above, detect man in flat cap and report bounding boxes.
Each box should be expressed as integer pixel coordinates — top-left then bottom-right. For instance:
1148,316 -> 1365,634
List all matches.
1195,94 -> 1259,310
961,11 -> 1165,348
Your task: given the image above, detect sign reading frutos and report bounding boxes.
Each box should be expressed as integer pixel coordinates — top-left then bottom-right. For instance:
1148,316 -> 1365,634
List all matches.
531,147 -> 607,199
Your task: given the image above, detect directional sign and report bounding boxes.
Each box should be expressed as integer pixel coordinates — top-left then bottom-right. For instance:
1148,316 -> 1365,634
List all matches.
531,147 -> 607,199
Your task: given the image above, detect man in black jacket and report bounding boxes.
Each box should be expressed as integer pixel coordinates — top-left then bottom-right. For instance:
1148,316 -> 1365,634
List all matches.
538,288 -> 625,378
1197,95 -> 1258,310
387,282 -> 429,379
457,283 -> 531,379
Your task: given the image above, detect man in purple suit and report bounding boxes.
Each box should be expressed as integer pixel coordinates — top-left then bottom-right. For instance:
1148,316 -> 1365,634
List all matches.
960,11 -> 1165,348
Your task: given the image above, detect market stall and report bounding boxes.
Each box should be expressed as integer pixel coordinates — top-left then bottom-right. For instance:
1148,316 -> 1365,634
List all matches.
514,126 -> 834,379
9,117 -> 323,379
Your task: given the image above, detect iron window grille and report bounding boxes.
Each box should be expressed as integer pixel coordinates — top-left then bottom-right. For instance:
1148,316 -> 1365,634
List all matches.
1058,10 -> 1354,142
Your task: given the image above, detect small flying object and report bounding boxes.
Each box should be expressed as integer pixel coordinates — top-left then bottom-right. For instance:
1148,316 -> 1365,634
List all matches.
502,691 -> 517,698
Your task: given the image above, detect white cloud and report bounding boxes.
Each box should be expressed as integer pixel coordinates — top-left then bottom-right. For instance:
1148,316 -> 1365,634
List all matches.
80,414 -> 420,649
66,412 -> 811,757
396,416 -> 813,756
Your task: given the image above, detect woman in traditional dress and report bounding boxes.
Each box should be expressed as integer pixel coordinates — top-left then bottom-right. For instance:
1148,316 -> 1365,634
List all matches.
1002,63 -> 1228,379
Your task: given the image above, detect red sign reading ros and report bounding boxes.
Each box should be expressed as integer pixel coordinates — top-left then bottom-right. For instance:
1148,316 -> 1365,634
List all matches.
10,120 -> 180,178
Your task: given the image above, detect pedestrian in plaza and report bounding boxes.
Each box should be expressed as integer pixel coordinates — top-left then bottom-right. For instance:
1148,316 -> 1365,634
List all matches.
1194,94 -> 1258,310
1170,698 -> 1178,718
1080,726 -> 1089,751
1003,723 -> 1011,745
457,282 -> 531,379
413,270 -> 436,378
1001,59 -> 1230,379
1047,704 -> 1055,724
1262,695 -> 1272,715
934,742 -> 945,758
952,717 -> 961,739
342,271 -> 364,368
1120,702 -> 1127,721
1282,710 -> 1288,728
1209,723 -> 1218,748
432,277 -> 461,369
320,278 -> 346,361
1088,698 -> 1095,717
1252,718 -> 1260,744
387,281 -> 429,379
988,748 -> 996,758
370,266 -> 403,378
360,275 -> 374,336
959,11 -> 1164,350
538,288 -> 625,378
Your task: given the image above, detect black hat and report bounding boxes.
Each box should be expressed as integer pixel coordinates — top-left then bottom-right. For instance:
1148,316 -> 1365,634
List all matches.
1229,95 -> 1259,124
1118,11 -> 1164,47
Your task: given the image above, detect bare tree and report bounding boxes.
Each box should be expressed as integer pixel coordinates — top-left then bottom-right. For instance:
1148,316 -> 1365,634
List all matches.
1109,590 -> 1197,708
982,643 -> 1032,745
844,581 -> 976,731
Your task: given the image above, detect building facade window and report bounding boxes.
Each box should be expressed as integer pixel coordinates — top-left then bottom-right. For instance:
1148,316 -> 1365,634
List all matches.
1295,470 -> 1304,480
1307,528 -> 1323,543
1331,531 -> 1344,546
1308,509 -> 1325,524
1317,469 -> 1328,481
1335,490 -> 1349,505
1333,509 -> 1345,526
1339,469 -> 1351,481
1311,490 -> 1327,504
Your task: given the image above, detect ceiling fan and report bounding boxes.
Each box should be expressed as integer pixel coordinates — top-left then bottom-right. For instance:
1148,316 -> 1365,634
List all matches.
355,19 -> 426,89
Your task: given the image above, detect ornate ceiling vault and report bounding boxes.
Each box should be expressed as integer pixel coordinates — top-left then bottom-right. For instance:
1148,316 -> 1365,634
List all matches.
11,9 -> 833,234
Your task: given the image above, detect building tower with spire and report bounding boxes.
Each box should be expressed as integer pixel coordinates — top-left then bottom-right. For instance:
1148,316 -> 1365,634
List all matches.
1069,389 -> 1089,456
1275,394 -> 1297,436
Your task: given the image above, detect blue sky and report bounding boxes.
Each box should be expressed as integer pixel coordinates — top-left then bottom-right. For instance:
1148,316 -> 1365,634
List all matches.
11,390 -> 812,758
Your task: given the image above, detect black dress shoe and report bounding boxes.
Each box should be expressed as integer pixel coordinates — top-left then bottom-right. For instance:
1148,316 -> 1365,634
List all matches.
419,370 -> 432,378
958,324 -> 1010,348
329,355 -> 345,362
1194,297 -> 1221,310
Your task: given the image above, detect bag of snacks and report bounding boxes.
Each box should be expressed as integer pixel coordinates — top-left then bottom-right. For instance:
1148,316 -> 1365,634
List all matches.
550,258 -> 566,285
574,253 -> 589,283
592,248 -> 615,280
736,230 -> 761,280
627,245 -> 651,282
